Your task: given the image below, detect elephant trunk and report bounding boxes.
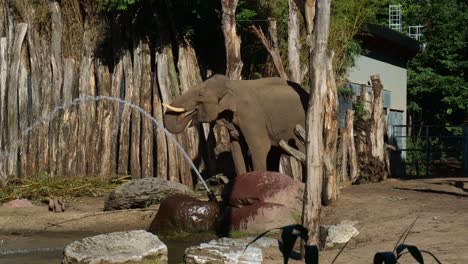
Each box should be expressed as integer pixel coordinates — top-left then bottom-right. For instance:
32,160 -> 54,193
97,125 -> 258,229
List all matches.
163,109 -> 194,134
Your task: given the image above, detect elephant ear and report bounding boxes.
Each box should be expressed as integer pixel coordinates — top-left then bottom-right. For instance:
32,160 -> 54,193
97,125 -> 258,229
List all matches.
218,85 -> 237,113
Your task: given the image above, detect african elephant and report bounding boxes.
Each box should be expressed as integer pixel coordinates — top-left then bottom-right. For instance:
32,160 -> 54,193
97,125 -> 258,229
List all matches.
163,74 -> 308,175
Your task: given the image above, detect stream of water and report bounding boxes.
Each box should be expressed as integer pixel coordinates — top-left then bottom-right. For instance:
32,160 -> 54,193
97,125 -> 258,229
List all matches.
0,95 -> 210,193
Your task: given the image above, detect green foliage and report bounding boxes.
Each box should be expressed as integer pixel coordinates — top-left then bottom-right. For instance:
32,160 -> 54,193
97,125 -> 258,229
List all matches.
403,0 -> 468,125
98,0 -> 139,11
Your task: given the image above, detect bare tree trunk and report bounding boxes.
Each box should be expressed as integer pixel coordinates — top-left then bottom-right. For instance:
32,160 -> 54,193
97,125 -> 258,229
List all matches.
369,75 -> 385,162
322,51 -> 339,205
345,110 -> 359,182
288,0 -> 303,84
221,0 -> 243,80
118,50 -> 134,175
130,39 -> 142,178
0,37 -> 7,182
251,18 -> 287,79
49,1 -> 63,176
140,41 -> 153,178
18,42 -> 28,178
302,0 -> 331,246
6,23 -> 27,177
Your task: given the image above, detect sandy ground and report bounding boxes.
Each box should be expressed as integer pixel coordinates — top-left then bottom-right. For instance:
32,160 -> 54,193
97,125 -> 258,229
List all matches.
1,177 -> 467,263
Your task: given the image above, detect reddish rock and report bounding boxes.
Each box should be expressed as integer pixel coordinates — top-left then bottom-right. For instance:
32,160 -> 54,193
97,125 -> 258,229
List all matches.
220,202 -> 297,233
3,199 -> 35,208
149,194 -> 219,236
223,171 -> 304,213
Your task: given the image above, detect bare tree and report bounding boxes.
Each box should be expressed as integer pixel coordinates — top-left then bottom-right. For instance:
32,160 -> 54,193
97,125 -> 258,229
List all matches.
221,0 -> 243,80
251,18 -> 288,79
301,0 -> 332,246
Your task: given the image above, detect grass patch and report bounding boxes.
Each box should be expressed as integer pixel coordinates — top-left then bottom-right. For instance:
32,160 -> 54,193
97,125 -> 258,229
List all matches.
0,174 -> 119,203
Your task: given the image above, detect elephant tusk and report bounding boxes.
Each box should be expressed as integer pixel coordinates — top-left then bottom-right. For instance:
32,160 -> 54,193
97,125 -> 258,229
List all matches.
163,103 -> 186,112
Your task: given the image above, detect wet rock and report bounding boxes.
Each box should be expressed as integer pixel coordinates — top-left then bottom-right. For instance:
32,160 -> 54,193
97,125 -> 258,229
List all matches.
104,177 -> 195,211
195,174 -> 229,196
220,172 -> 303,233
3,199 -> 35,208
220,202 -> 297,234
210,236 -> 278,249
149,194 -> 219,236
320,222 -> 359,248
184,242 -> 262,264
62,230 -> 167,264
223,171 -> 304,213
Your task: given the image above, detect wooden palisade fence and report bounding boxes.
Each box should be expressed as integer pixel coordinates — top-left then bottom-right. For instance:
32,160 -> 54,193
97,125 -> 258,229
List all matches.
0,0 -> 207,186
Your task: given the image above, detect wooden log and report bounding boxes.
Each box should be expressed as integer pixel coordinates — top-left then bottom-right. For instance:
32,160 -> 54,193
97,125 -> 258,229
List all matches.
95,60 -> 112,176
49,1 -> 63,177
156,48 -> 180,183
0,37 -> 6,180
152,71 -> 168,179
279,139 -> 305,162
221,0 -> 243,80
346,110 -> 359,182
322,51 -> 339,205
288,0 -> 303,84
108,57 -> 123,176
177,44 -> 203,187
130,39 -> 142,178
19,42 -> 29,177
338,128 -> 348,183
140,41 -> 153,178
6,23 -> 27,177
118,50 -> 134,175
302,0 -> 330,247
370,75 -> 385,162
294,124 -> 306,145
58,58 -> 78,176
250,18 -> 288,79
279,154 -> 303,182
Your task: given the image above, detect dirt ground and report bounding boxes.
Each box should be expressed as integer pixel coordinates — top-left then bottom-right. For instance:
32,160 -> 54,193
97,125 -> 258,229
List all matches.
1,177 -> 467,263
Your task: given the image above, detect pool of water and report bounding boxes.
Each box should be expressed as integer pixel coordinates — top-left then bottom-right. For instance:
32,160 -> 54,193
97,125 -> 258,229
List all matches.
0,232 -> 212,264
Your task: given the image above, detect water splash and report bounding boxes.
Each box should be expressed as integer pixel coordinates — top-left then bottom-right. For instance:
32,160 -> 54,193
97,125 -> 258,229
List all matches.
0,95 -> 211,194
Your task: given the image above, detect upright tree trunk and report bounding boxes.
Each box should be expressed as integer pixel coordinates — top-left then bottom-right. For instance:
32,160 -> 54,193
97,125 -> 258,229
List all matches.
140,40 -> 153,178
288,0 -> 303,84
322,51 -> 339,205
369,75 -> 385,162
346,110 -> 359,182
302,0 -> 331,246
130,39 -> 142,178
118,50 -> 134,175
221,0 -> 243,80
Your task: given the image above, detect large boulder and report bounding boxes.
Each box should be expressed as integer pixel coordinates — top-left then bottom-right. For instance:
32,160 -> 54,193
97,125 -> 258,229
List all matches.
220,202 -> 296,233
223,171 -> 304,213
184,242 -> 262,264
2,198 -> 35,208
221,171 -> 303,233
149,194 -> 219,236
62,230 -> 167,264
104,177 -> 195,211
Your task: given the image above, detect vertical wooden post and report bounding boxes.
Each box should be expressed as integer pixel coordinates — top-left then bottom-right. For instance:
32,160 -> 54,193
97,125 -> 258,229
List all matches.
118,50 -> 134,175
140,40 -> 153,178
221,0 -> 243,80
288,0 -> 303,84
18,41 -> 29,178
0,37 -> 7,182
322,51 -> 339,205
302,0 -> 331,246
346,110 -> 359,182
49,1 -> 63,176
6,23 -> 27,177
95,60 -> 112,175
370,75 -> 385,162
130,39 -> 142,178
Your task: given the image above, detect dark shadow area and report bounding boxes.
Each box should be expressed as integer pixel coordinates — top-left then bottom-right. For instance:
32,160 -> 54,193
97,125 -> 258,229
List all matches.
287,81 -> 309,112
394,187 -> 468,198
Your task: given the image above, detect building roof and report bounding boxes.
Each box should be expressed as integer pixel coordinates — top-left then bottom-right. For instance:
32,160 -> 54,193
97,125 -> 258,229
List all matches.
357,24 -> 421,67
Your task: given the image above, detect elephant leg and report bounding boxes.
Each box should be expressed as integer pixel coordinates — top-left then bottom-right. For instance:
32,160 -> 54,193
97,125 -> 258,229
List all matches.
243,134 -> 270,172
231,140 -> 247,175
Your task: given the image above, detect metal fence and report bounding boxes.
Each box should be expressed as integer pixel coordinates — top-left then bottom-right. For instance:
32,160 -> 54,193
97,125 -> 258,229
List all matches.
391,125 -> 468,177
